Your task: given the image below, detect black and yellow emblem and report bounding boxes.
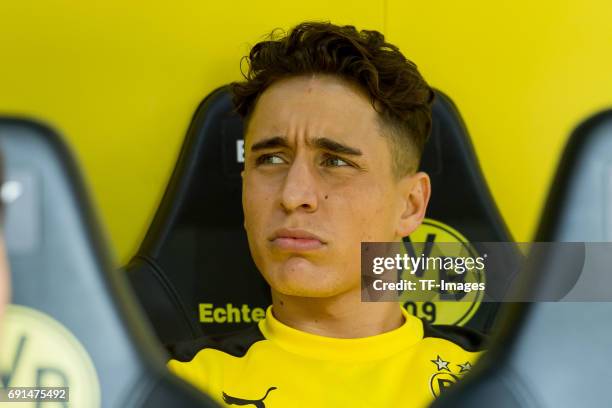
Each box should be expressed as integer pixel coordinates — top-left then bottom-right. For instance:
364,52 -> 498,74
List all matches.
402,219 -> 485,327
429,355 -> 471,397
0,304 -> 101,407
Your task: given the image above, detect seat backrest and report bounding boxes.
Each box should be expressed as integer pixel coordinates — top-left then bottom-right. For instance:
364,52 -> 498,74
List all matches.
431,110 -> 612,408
126,86 -> 521,348
0,119 -> 218,407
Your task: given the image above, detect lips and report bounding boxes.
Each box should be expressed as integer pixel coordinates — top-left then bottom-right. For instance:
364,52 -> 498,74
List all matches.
269,228 -> 326,251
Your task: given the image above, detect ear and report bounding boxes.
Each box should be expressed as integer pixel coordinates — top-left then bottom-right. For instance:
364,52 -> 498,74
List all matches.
395,171 -> 431,238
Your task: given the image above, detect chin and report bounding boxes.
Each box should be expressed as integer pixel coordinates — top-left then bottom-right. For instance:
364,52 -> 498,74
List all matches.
276,282 -> 343,298
264,258 -> 355,298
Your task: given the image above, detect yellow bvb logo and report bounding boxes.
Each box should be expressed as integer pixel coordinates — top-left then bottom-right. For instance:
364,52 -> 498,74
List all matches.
0,304 -> 101,407
402,218 -> 485,326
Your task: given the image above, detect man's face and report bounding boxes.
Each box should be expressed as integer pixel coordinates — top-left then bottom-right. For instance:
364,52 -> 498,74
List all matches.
242,74 -> 428,298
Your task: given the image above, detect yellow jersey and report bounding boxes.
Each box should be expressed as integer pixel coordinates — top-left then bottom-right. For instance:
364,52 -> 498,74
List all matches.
168,306 -> 484,408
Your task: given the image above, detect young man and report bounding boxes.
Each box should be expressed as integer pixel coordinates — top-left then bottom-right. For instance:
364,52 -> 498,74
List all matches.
169,21 -> 484,407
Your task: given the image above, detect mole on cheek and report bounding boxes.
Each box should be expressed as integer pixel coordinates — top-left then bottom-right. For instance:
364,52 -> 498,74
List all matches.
324,194 -> 328,199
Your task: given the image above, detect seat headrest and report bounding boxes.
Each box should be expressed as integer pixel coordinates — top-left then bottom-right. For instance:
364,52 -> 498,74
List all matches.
425,92 -> 514,242
431,110 -> 612,408
520,111 -> 612,301
536,110 -> 612,242
0,118 -> 218,407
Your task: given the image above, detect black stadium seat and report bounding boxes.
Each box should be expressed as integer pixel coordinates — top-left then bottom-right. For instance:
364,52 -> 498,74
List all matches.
0,119 -> 218,407
125,86 -> 522,350
431,110 -> 612,407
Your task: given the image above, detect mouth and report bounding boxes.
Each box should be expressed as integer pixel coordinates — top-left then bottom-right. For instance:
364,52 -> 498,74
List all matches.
269,228 -> 327,251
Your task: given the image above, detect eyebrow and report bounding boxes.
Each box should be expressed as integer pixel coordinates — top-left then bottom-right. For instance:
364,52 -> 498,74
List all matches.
250,136 -> 363,156
250,136 -> 290,152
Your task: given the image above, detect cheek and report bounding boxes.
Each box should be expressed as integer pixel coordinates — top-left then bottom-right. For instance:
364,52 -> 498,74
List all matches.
333,183 -> 393,240
243,175 -> 275,229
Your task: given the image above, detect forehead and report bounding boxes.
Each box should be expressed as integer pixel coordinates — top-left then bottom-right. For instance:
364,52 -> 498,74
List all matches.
246,74 -> 384,143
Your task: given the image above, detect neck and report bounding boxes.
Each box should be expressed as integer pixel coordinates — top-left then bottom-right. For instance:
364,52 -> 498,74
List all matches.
270,287 -> 404,338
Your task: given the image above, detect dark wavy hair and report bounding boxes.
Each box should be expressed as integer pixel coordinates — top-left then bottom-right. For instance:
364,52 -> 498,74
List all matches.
230,21 -> 435,177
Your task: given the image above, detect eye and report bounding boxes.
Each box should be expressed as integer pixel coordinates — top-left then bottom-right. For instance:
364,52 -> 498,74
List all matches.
255,153 -> 285,165
322,155 -> 351,167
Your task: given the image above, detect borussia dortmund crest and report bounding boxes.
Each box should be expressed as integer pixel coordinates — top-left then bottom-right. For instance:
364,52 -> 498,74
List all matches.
429,355 -> 472,397
403,219 -> 486,327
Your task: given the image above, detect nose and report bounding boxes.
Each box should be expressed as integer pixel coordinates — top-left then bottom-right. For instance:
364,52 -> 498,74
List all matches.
280,156 -> 319,213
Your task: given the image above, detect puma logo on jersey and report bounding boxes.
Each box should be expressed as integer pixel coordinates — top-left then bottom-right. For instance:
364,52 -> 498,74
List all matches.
222,387 -> 277,408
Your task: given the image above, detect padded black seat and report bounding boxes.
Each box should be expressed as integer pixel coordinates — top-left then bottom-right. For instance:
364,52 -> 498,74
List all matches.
431,110 -> 612,407
126,86 -> 521,349
0,119 -> 218,407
